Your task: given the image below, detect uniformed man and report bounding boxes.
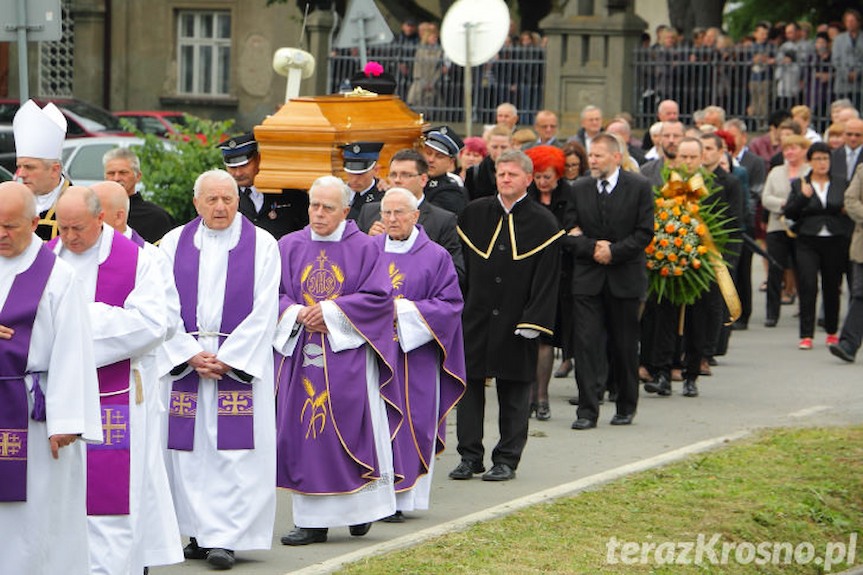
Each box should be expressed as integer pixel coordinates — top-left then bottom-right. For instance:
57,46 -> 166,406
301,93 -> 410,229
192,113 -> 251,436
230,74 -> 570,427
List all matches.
12,100 -> 70,241
219,132 -> 308,239
342,141 -> 385,220
422,126 -> 469,215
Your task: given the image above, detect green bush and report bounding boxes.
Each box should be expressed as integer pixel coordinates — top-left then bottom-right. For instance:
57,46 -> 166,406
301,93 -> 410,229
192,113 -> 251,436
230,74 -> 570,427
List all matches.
120,114 -> 235,223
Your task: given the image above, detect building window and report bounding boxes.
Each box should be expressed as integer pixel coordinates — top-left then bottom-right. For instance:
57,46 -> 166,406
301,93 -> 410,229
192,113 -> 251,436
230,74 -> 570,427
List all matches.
177,10 -> 231,97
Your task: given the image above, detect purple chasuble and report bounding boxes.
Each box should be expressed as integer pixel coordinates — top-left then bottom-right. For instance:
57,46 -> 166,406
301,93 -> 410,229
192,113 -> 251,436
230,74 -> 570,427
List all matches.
0,244 -> 55,502
87,230 -> 139,516
275,221 -> 400,494
375,228 -> 466,492
168,216 -> 256,451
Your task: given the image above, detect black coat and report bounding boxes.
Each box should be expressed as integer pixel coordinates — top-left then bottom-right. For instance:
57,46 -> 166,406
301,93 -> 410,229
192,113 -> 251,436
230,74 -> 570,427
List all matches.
239,188 -> 309,239
128,193 -> 176,244
425,173 -> 469,215
465,156 -> 497,201
458,196 -> 563,381
704,167 -> 745,268
346,180 -> 383,221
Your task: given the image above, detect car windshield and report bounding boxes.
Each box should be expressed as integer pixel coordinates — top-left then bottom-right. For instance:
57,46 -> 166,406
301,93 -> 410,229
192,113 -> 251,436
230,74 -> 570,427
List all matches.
167,114 -> 189,127
61,101 -> 123,132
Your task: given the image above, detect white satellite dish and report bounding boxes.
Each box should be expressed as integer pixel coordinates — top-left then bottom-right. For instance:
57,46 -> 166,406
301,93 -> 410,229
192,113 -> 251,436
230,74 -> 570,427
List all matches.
441,0 -> 510,136
273,47 -> 316,103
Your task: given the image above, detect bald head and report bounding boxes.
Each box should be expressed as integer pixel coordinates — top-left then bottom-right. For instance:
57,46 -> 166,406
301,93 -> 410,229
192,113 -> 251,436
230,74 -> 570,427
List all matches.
91,181 -> 130,231
56,186 -> 105,254
0,182 -> 39,258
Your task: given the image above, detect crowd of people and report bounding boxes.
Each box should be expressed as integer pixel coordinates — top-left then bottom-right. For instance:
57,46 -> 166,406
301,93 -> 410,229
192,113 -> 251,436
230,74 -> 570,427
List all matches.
635,9 -> 863,131
3,13 -> 863,572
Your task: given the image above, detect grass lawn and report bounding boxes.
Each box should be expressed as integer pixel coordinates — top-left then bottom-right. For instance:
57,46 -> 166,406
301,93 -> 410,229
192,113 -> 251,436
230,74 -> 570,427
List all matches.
339,426 -> 863,574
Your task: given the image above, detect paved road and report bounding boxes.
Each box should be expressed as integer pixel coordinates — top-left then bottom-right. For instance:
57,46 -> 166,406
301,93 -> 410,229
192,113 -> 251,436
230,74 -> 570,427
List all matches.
153,273 -> 863,574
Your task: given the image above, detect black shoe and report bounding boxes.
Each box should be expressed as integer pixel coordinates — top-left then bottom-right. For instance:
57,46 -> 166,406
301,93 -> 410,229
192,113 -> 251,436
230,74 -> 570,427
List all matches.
536,402 -> 551,421
829,342 -> 856,363
206,548 -> 235,570
706,356 -> 718,366
449,459 -> 485,480
568,396 -> 579,405
764,318 -> 778,328
528,402 -> 537,417
571,418 -> 596,430
682,379 -> 699,397
281,527 -> 328,546
349,522 -> 372,536
482,463 -> 515,481
553,361 -> 573,378
645,373 -> 672,396
183,537 -> 209,560
380,510 -> 405,523
610,413 -> 634,425
731,321 -> 748,331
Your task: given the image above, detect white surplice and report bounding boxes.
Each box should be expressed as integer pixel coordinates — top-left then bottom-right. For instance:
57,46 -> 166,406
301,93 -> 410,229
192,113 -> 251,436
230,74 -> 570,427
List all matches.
54,224 -> 169,575
0,234 -> 102,575
122,228 -> 184,570
273,222 -> 396,528
158,216 -> 280,551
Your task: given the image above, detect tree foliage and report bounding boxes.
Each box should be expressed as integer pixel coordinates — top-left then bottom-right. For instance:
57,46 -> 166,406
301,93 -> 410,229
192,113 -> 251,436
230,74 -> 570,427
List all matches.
119,115 -> 235,224
725,0 -> 850,41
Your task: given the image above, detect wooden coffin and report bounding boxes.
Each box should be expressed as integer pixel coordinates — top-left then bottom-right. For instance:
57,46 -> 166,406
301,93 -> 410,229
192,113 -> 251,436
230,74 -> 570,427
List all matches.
253,93 -> 424,193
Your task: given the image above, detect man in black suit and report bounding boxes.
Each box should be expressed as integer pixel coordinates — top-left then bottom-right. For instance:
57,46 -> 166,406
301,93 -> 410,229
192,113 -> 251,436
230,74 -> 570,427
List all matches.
831,118 -> 863,184
565,133 -> 654,429
357,149 -> 464,284
340,141 -> 385,221
220,132 -> 308,239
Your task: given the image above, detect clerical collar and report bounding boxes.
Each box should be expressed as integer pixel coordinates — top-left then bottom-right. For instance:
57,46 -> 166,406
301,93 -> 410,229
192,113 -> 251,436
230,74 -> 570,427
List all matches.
311,220 -> 347,242
497,192 -> 528,214
385,225 -> 419,253
35,176 -> 65,214
121,226 -> 133,239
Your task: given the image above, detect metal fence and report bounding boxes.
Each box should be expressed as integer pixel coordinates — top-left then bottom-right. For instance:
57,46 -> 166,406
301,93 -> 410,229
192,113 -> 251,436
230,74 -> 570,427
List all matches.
631,45 -> 863,134
328,43 -> 862,135
327,43 -> 546,127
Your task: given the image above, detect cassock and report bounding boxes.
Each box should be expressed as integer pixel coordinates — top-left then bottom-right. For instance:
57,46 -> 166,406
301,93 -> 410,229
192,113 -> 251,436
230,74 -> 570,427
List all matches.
375,226 -> 466,511
274,219 -> 399,527
52,224 -> 168,575
158,214 -> 279,552
0,235 -> 102,575
127,193 -> 176,244
34,177 -> 71,241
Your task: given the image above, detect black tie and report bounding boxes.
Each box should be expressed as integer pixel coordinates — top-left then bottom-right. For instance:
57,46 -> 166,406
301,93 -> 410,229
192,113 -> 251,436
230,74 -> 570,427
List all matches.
239,187 -> 256,216
599,180 -> 609,225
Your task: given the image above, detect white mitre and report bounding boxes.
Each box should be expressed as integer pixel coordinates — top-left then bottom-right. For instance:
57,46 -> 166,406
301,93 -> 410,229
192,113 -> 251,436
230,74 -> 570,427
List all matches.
13,100 -> 68,160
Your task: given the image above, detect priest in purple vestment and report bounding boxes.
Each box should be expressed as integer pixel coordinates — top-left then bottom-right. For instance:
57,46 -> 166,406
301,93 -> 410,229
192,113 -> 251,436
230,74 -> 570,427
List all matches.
373,188 -> 465,522
274,175 -> 400,546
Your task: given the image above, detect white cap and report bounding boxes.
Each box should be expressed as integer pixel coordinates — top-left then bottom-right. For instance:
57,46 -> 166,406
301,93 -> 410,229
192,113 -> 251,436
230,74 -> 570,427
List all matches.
13,100 -> 67,160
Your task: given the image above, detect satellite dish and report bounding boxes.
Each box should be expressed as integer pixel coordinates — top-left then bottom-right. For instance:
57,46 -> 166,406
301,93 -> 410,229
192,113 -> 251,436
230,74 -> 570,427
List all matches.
441,0 -> 510,67
273,47 -> 316,103
440,0 -> 510,136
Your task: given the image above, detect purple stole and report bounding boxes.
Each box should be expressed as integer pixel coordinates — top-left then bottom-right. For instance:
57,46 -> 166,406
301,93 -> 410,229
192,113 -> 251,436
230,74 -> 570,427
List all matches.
168,216 -> 256,451
0,245 -> 55,502
275,222 -> 399,494
129,228 -> 145,248
85,231 -> 139,515
377,230 -> 466,492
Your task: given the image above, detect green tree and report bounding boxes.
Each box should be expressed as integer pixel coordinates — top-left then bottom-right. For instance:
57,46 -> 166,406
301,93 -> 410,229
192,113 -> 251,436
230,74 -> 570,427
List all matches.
120,115 -> 234,223
726,1 -> 849,41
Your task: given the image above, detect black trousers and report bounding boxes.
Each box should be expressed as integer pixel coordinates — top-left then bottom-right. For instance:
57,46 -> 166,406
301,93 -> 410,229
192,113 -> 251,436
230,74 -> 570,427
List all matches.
839,261 -> 863,353
795,235 -> 850,338
765,231 -> 796,321
456,377 -> 532,469
572,290 -> 640,422
735,239 -> 754,325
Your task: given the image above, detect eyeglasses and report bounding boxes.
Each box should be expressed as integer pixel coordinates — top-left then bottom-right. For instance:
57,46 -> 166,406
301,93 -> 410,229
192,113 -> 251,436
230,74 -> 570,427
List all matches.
389,172 -> 420,180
